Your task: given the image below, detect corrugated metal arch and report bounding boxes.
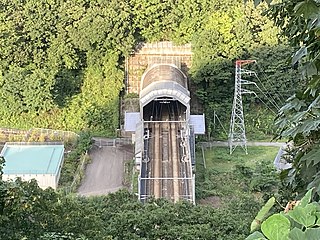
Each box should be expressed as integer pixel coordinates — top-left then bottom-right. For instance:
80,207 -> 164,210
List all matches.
140,81 -> 190,108
140,64 -> 188,91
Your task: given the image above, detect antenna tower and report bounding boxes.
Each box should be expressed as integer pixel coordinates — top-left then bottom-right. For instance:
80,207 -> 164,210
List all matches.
229,60 -> 256,154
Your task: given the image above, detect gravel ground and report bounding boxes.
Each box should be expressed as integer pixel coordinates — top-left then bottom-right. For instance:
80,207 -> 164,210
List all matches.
77,144 -> 134,196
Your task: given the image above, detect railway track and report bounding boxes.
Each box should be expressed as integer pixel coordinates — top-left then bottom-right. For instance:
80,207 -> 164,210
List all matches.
142,120 -> 191,202
137,62 -> 195,203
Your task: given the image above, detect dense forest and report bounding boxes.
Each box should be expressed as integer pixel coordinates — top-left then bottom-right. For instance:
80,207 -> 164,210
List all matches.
0,0 -> 320,239
0,0 -> 302,136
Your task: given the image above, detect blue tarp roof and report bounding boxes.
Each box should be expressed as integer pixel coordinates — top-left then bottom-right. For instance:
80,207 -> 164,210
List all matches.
1,143 -> 64,175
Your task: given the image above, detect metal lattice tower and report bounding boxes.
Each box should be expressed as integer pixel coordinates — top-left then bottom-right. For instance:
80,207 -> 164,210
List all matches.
229,60 -> 256,154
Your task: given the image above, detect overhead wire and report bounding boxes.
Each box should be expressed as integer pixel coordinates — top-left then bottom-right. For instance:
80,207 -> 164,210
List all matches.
253,72 -> 282,110
241,63 -> 282,112
255,63 -> 287,103
214,113 -> 228,136
254,94 -> 278,115
254,83 -> 281,111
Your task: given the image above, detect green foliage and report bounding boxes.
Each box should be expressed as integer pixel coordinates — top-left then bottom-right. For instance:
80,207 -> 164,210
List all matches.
0,0 -> 304,139
0,156 -> 4,178
0,178 -> 59,239
0,145 -> 285,239
247,189 -> 320,240
131,0 -> 210,44
244,106 -> 276,140
190,1 -> 301,139
0,0 -> 134,135
251,197 -> 275,232
59,131 -> 93,189
251,0 -> 320,198
196,146 -> 280,209
194,146 -> 292,239
0,179 -> 256,240
274,95 -> 320,196
39,232 -> 89,240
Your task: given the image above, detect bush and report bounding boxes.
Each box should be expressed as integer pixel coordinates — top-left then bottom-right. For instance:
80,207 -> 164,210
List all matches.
58,131 -> 93,189
247,188 -> 320,240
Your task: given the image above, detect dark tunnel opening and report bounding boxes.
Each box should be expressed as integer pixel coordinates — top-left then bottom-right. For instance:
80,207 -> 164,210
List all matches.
142,98 -> 186,121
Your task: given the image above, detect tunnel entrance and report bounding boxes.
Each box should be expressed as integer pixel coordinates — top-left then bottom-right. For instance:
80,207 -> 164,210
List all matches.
142,98 -> 187,121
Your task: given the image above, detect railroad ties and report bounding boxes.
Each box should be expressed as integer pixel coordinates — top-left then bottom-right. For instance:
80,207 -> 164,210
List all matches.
143,120 -> 192,203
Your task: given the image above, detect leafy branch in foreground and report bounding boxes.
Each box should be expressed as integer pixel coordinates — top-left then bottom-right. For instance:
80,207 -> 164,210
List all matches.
251,0 -> 320,197
247,188 -> 320,240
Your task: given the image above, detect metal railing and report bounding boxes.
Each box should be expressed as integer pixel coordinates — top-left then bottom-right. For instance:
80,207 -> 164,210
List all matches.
93,138 -> 132,147
0,127 -> 78,143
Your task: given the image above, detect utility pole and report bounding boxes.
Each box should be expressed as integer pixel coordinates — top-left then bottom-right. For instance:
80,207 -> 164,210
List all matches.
229,60 -> 256,154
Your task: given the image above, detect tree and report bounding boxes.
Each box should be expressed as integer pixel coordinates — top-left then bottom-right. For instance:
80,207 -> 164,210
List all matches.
253,0 -> 320,197
0,0 -> 136,134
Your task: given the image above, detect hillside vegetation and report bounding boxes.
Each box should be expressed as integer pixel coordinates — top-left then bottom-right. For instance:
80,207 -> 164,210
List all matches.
0,0 -> 301,136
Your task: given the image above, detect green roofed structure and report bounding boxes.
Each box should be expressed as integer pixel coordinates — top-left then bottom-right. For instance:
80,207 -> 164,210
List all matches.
1,142 -> 64,189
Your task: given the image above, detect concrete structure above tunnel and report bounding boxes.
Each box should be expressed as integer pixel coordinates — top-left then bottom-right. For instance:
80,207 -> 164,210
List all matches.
125,41 -> 192,94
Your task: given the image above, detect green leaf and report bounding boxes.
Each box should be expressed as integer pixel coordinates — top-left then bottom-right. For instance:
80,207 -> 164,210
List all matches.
302,148 -> 320,167
305,228 -> 320,240
316,212 -> 320,226
300,188 -> 313,207
261,214 -> 290,240
246,231 -> 267,240
292,46 -> 307,65
294,1 -> 319,19
308,95 -> 320,110
299,119 -> 320,136
307,177 -> 320,197
288,204 -> 317,227
288,227 -> 305,240
251,197 -> 275,232
304,62 -> 318,77
254,0 -> 262,7
290,111 -> 307,123
265,0 -> 272,5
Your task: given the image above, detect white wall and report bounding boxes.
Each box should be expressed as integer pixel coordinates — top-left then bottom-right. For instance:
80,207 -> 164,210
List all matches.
3,173 -> 57,189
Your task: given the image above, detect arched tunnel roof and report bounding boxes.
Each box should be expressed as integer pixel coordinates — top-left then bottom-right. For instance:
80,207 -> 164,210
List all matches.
140,64 -> 190,108
141,64 -> 188,90
140,81 -> 190,108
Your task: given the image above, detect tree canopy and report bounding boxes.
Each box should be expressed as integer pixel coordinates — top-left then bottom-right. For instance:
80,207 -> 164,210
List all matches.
0,164 -> 257,239
0,0 -> 301,137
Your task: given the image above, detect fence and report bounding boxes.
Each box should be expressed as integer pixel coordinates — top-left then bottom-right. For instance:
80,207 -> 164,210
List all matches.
0,127 -> 79,143
92,137 -> 133,147
69,153 -> 90,193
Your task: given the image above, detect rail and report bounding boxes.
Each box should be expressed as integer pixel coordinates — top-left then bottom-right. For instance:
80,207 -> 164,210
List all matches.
139,120 -> 194,203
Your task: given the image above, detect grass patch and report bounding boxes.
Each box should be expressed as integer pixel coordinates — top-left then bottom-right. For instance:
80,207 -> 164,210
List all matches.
196,146 -> 281,205
203,146 -> 279,173
194,146 -> 282,239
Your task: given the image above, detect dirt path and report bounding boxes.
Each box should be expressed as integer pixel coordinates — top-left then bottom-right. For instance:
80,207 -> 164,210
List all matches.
77,142 -> 134,196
